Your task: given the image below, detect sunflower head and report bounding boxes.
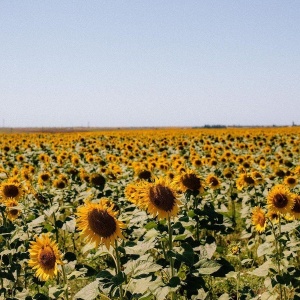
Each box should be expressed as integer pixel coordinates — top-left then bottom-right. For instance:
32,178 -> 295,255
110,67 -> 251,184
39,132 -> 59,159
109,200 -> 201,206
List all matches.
266,210 -> 280,224
137,169 -> 152,181
5,198 -> 21,221
76,201 -> 125,249
173,170 -> 204,194
284,176 -> 298,189
90,173 -> 106,189
252,206 -> 267,233
290,194 -> 300,219
206,174 -> 221,190
267,184 -> 294,215
1,181 -> 23,201
236,173 -> 255,191
223,168 -> 234,179
144,177 -> 181,219
28,233 -> 63,281
125,180 -> 150,209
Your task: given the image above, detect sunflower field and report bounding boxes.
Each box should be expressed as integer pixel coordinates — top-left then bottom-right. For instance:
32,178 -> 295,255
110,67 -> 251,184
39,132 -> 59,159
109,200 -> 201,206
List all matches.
1,127 -> 300,300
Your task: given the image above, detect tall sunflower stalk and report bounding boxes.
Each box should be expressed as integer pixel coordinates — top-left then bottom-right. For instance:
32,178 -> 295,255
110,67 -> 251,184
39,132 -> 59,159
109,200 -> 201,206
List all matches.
114,240 -> 124,300
266,184 -> 295,300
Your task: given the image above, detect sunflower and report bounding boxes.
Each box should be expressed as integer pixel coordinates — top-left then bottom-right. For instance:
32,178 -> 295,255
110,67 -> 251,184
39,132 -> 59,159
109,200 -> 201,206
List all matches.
1,181 -> 23,202
223,168 -> 234,180
206,174 -> 221,190
76,200 -> 125,249
173,169 -> 204,194
5,198 -> 21,221
251,171 -> 264,185
290,194 -> 300,219
251,207 -> 267,233
38,171 -> 51,187
136,169 -> 152,181
267,184 -> 294,215
137,177 -> 181,219
89,173 -> 106,188
284,176 -> 298,189
266,210 -> 279,224
124,181 -> 149,209
236,173 -> 255,191
28,233 -> 63,281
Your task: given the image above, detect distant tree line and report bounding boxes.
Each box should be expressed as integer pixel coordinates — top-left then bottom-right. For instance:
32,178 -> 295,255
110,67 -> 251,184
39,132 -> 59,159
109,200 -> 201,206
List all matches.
203,124 -> 227,128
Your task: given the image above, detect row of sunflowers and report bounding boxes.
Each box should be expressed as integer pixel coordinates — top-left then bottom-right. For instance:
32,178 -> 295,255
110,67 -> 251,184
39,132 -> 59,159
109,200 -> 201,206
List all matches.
0,127 -> 300,299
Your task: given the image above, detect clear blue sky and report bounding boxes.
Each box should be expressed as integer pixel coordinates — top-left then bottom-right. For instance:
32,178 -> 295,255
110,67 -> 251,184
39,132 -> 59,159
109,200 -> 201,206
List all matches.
1,1 -> 300,127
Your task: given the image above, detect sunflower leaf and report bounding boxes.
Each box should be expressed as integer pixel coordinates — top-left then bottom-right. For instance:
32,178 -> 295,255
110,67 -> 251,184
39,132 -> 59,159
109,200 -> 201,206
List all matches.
74,279 -> 100,300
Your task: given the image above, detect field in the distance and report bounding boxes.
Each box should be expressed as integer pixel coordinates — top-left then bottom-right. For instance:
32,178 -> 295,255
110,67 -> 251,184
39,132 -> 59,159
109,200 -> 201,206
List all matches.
0,126 -> 300,300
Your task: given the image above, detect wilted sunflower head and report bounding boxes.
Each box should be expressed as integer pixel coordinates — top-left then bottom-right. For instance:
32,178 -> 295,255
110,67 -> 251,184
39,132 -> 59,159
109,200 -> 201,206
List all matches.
1,181 -> 23,201
252,206 -> 267,233
76,201 -> 125,249
267,184 -> 294,215
28,233 -> 63,281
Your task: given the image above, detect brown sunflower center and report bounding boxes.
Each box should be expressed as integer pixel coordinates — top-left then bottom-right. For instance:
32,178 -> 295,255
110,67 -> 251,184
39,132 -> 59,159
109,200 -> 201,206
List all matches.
55,180 -> 66,189
182,174 -> 201,191
244,176 -> 255,185
3,185 -> 20,198
292,197 -> 300,213
38,246 -> 56,270
88,209 -> 116,238
9,208 -> 19,216
224,172 -> 233,179
41,174 -> 50,181
209,177 -> 219,187
194,159 -> 201,166
90,174 -> 106,186
257,214 -> 266,227
149,184 -> 176,212
138,170 -> 152,180
287,177 -> 296,185
273,193 -> 288,208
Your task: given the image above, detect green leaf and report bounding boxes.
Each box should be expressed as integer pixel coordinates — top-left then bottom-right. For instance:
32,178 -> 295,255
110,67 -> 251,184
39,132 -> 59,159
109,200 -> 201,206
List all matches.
74,279 -> 100,300
49,286 -> 65,299
112,272 -> 127,285
168,276 -> 180,287
197,259 -> 221,275
0,271 -> 15,281
125,239 -> 156,256
173,234 -> 187,241
62,217 -> 76,233
124,256 -> 162,278
144,221 -> 157,230
249,260 -> 272,277
218,293 -> 230,300
257,242 -> 273,257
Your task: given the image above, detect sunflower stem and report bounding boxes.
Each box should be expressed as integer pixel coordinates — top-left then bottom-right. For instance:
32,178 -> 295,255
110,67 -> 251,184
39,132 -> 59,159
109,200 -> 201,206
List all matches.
270,218 -> 284,300
62,265 -> 69,300
167,215 -> 176,300
114,240 -> 124,300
